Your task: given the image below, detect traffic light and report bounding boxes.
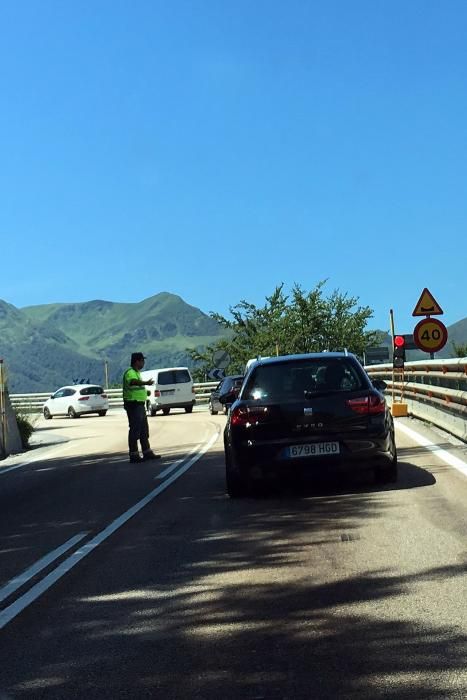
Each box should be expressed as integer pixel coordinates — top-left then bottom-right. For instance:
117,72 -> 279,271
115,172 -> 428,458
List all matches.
393,335 -> 406,369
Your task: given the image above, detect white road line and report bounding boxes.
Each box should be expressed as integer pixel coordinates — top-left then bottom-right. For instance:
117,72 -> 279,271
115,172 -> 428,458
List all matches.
156,459 -> 185,480
155,428 -> 212,480
396,421 -> 467,478
0,532 -> 88,604
0,429 -> 220,630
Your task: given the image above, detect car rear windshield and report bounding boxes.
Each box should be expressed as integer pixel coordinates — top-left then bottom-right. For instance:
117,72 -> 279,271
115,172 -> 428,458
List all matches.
243,359 -> 367,401
222,376 -> 243,391
79,386 -> 104,396
158,370 -> 191,385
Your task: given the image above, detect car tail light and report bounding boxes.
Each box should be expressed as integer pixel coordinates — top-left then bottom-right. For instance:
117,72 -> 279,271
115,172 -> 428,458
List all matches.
230,405 -> 277,426
78,396 -> 90,401
154,390 -> 161,397
347,394 -> 386,414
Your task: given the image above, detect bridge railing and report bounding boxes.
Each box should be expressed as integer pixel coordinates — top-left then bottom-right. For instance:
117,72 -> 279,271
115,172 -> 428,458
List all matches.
10,382 -> 219,413
365,358 -> 467,442
9,362 -> 467,442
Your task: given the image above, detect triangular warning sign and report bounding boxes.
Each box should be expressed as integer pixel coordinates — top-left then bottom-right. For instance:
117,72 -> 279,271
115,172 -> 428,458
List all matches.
412,288 -> 443,316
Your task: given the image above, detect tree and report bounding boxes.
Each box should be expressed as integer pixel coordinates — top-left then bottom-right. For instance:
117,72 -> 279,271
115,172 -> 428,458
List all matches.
452,342 -> 467,358
187,281 -> 382,378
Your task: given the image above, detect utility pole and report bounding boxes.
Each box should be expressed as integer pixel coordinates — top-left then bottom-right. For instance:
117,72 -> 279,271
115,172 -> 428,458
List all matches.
0,359 -> 6,458
104,360 -> 109,389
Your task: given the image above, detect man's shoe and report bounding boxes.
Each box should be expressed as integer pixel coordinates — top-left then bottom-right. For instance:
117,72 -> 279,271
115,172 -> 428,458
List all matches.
143,451 -> 162,461
129,454 -> 144,463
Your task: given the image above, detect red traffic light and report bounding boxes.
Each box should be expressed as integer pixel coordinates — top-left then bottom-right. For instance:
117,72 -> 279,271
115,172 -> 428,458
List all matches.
394,335 -> 405,348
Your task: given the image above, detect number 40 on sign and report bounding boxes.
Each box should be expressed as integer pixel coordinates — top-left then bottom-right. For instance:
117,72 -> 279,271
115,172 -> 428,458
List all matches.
413,317 -> 448,353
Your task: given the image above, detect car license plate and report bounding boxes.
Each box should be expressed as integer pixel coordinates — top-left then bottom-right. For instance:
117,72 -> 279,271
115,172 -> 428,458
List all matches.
288,442 -> 340,458
161,390 -> 175,396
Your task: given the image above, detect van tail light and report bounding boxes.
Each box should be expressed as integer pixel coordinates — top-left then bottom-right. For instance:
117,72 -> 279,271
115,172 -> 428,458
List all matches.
347,394 -> 386,415
154,390 -> 161,397
78,396 -> 90,401
192,386 -> 196,394
101,394 -> 107,399
230,405 -> 278,427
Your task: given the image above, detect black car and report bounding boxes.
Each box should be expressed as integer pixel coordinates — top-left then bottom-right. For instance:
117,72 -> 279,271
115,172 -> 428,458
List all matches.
209,375 -> 244,415
222,352 -> 397,497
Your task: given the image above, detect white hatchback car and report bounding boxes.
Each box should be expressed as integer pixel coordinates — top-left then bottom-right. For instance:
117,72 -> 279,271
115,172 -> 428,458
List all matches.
43,385 -> 109,419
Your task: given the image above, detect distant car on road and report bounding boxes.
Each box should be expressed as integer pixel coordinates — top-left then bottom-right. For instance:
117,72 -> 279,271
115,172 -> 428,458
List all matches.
141,367 -> 195,416
209,375 -> 244,415
43,385 -> 109,419
222,352 -> 397,497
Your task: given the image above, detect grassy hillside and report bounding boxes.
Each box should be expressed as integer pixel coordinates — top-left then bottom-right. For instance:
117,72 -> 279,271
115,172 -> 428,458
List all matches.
4,292 -> 465,393
5,293 -> 225,392
371,317 -> 467,360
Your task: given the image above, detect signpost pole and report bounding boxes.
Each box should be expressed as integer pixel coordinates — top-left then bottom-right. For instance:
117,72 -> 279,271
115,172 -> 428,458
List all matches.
389,309 -> 395,406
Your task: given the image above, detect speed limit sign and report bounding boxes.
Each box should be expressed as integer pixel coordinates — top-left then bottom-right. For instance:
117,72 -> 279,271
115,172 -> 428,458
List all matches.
413,317 -> 448,353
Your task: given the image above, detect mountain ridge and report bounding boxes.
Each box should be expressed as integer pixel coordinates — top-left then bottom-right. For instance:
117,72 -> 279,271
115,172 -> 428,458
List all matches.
1,293 -> 465,393
2,293 -> 225,392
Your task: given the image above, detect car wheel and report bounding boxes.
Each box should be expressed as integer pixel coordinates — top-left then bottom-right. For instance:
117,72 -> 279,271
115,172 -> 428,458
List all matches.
225,447 -> 247,498
223,404 -> 229,415
68,407 -> 79,419
43,407 -> 52,420
209,402 -> 218,415
162,407 -> 170,416
185,406 -> 193,414
375,435 -> 398,484
98,411 -> 107,417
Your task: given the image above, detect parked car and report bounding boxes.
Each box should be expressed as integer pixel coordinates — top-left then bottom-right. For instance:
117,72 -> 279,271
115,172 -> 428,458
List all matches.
209,375 -> 244,415
43,385 -> 109,419
222,352 -> 397,497
140,367 -> 195,416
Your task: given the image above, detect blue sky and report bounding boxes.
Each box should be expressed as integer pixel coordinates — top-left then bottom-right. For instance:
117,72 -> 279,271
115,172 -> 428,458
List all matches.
1,0 -> 466,334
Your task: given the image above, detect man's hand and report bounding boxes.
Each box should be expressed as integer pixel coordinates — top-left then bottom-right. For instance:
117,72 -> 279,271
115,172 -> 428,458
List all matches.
145,378 -> 154,386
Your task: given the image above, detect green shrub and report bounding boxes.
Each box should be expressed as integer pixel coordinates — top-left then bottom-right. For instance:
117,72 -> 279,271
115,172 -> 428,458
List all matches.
14,411 -> 35,448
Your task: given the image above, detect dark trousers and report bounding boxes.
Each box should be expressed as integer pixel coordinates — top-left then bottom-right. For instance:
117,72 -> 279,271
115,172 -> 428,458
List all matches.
124,401 -> 150,454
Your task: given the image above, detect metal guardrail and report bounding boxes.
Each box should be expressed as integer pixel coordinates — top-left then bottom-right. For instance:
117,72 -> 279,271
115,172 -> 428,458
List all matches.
10,382 -> 219,413
9,361 -> 467,442
365,358 -> 467,442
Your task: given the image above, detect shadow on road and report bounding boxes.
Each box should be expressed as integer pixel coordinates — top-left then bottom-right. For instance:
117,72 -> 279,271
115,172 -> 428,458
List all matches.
1,447 -> 464,700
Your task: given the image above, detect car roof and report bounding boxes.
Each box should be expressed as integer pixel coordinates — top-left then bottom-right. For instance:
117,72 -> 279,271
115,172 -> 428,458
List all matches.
250,352 -> 358,367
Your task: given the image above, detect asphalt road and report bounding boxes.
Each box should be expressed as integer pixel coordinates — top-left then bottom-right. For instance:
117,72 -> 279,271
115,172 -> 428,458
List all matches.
1,408 -> 467,699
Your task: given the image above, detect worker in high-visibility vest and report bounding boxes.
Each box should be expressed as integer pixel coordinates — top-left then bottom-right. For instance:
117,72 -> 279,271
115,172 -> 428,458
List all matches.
122,352 -> 161,463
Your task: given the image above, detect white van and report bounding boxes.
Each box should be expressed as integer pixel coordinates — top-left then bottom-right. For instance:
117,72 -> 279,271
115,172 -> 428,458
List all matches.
140,367 -> 195,416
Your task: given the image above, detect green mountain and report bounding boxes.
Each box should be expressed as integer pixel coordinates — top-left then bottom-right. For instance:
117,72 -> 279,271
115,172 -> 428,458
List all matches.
1,293 -> 225,393
1,292 -> 465,393
441,317 -> 467,356
371,317 -> 467,361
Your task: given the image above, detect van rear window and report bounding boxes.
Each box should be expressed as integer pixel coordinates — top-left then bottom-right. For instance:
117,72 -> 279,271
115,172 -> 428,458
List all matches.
158,370 -> 191,385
